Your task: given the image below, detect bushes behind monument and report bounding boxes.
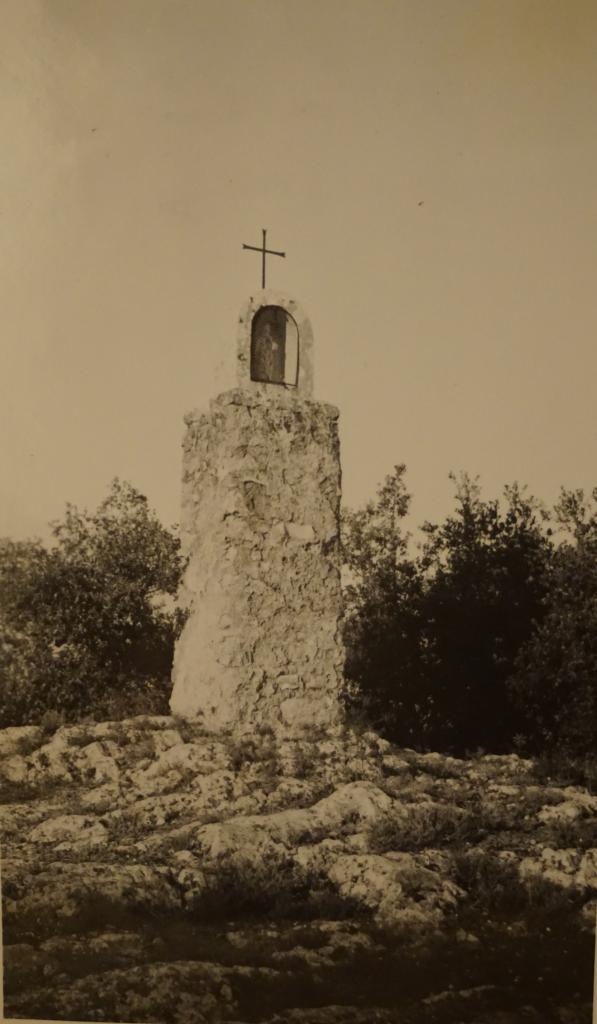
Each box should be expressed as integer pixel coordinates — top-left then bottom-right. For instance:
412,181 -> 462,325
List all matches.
1,470 -> 595,764
0,480 -> 185,727
342,467 -> 597,763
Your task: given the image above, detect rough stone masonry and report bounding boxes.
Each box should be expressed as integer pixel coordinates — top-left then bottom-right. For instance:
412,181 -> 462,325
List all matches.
170,291 -> 345,731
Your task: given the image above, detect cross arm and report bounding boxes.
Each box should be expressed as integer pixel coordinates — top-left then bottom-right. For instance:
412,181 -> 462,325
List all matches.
242,244 -> 286,257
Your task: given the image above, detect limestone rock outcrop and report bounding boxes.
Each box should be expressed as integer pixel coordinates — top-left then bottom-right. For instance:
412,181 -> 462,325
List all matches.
1,717 -> 595,1023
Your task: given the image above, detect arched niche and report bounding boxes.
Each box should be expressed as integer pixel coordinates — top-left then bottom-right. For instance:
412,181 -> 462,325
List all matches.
250,305 -> 299,387
236,290 -> 314,398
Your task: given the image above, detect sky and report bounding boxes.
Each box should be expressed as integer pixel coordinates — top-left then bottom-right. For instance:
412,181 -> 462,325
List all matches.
2,0 -> 597,541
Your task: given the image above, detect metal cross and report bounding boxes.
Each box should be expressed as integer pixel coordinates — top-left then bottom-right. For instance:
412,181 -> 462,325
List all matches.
242,229 -> 285,289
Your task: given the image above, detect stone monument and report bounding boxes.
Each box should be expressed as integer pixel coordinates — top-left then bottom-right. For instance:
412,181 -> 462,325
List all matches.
170,289 -> 345,732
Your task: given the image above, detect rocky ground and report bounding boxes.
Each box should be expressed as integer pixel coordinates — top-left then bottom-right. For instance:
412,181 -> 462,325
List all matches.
1,715 -> 595,1023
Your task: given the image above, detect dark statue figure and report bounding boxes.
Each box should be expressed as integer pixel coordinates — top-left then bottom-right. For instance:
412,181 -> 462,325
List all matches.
251,306 -> 287,383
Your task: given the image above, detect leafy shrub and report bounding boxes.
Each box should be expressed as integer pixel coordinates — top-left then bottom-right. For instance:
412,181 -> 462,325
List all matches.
343,469 -> 596,759
197,857 -> 364,922
452,851 -> 585,917
509,488 -> 597,761
0,480 -> 184,727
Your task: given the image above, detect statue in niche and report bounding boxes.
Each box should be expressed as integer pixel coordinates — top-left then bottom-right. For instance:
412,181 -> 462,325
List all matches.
251,306 -> 288,384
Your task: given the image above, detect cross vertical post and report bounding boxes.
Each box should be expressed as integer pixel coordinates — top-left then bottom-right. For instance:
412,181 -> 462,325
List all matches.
242,229 -> 285,289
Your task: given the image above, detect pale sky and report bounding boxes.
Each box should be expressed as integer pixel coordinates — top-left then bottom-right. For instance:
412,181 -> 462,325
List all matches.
2,0 -> 596,541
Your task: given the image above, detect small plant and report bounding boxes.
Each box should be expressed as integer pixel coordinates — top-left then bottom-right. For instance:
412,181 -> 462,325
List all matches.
39,709 -> 65,739
194,857 -> 363,923
548,816 -> 597,851
428,757 -> 467,781
533,751 -> 597,792
16,732 -> 42,757
0,779 -> 41,804
111,723 -> 130,747
255,723 -> 275,739
512,733 -> 528,755
132,737 -> 155,760
129,717 -> 156,734
453,850 -> 585,918
103,812 -> 138,844
369,802 -> 472,853
464,747 -> 487,761
172,714 -> 206,744
292,742 -> 316,780
67,728 -> 97,748
0,775 -> 66,806
228,736 -> 256,771
164,831 -> 193,853
342,705 -> 375,738
338,808 -> 362,838
299,722 -> 328,743
228,729 -> 279,774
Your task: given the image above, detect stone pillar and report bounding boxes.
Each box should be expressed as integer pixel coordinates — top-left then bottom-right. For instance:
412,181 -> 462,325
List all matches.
170,388 -> 345,732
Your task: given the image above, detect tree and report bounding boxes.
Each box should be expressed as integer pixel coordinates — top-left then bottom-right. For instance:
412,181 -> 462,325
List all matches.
0,480 -> 185,726
510,488 -> 597,758
341,465 -> 428,745
342,471 -> 554,753
417,475 -> 553,752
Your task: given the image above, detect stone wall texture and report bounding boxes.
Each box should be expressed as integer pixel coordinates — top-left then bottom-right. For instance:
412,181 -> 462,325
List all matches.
170,388 -> 345,731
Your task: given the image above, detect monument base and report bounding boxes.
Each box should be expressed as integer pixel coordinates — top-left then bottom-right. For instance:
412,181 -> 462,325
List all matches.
170,389 -> 345,732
